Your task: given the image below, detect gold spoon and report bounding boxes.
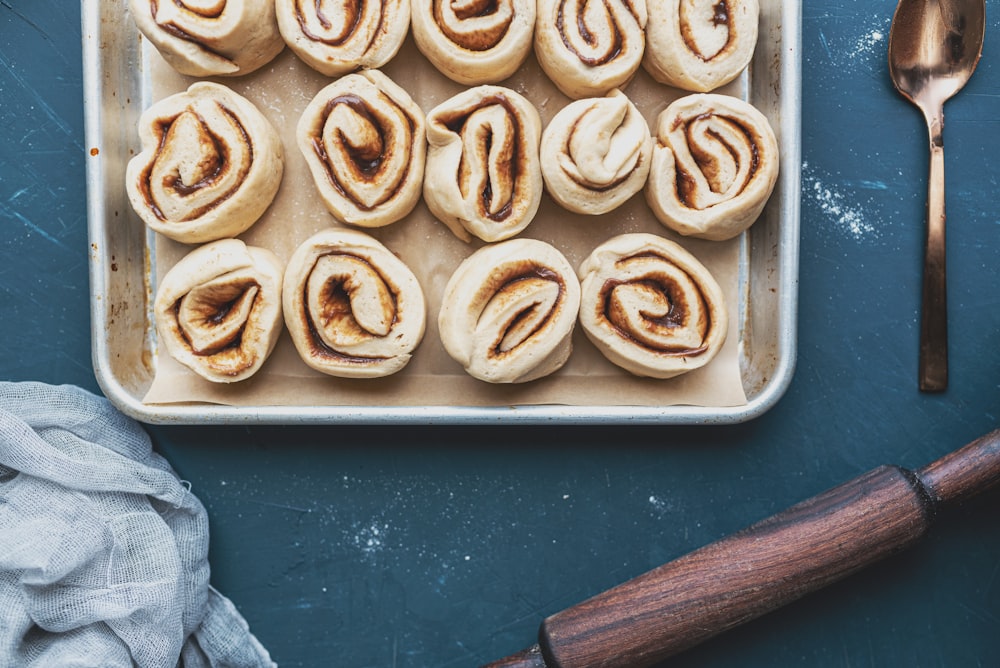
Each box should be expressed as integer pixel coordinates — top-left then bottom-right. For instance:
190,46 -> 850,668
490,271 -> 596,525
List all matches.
888,0 -> 985,392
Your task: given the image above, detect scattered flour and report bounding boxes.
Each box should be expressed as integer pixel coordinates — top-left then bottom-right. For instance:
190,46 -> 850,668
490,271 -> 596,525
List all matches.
352,521 -> 389,555
802,162 -> 879,242
850,28 -> 886,59
811,16 -> 892,71
648,495 -> 671,516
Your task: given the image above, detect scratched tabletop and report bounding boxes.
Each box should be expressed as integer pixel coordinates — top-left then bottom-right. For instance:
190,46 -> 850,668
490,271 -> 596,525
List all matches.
3,2 -> 1000,666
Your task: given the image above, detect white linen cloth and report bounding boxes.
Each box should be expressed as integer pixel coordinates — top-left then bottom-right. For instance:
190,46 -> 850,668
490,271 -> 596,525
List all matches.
0,381 -> 275,667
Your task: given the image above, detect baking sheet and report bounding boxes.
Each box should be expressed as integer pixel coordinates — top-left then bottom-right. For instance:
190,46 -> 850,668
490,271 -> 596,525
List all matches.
83,0 -> 801,425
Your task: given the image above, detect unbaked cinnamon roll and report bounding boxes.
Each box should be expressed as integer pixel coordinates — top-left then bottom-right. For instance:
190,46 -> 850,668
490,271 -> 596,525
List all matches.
644,0 -> 759,93
282,228 -> 426,378
644,93 -> 778,241
297,70 -> 426,228
439,239 -> 581,383
154,239 -> 284,383
127,0 -> 284,77
424,86 -> 543,243
125,82 -> 284,245
578,233 -> 727,378
534,0 -> 647,99
540,89 -> 652,215
411,0 -> 535,85
275,0 -> 409,76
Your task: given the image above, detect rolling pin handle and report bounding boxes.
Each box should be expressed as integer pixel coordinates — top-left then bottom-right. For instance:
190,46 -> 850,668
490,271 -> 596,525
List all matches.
918,429 -> 1000,509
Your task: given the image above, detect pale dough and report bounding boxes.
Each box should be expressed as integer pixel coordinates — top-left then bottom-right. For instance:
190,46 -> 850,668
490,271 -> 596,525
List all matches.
275,0 -> 410,76
125,82 -> 284,244
578,232 -> 728,379
411,0 -> 536,85
534,0 -> 647,99
297,70 -> 426,228
423,85 -> 543,242
438,238 -> 581,383
127,0 -> 284,77
282,228 -> 427,378
540,89 -> 652,215
643,0 -> 760,92
154,239 -> 284,383
645,93 -> 779,241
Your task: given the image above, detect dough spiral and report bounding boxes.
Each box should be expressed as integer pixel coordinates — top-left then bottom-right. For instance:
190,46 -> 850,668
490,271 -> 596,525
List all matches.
644,0 -> 759,92
534,0 -> 647,99
411,0 -> 536,85
127,0 -> 284,77
424,86 -> 543,243
540,89 -> 652,215
275,0 -> 410,76
644,93 -> 779,241
578,233 -> 727,378
154,239 -> 284,383
297,70 -> 426,228
439,239 -> 581,383
126,82 -> 284,245
282,228 -> 427,378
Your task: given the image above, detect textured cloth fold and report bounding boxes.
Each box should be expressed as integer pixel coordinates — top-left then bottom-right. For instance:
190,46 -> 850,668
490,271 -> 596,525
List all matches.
0,381 -> 275,667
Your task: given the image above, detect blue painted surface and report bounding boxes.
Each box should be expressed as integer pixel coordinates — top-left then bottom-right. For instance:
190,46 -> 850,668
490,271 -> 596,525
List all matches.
1,1 -> 998,666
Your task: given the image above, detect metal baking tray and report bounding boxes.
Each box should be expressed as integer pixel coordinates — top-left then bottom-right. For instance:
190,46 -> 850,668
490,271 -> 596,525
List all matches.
82,0 -> 801,425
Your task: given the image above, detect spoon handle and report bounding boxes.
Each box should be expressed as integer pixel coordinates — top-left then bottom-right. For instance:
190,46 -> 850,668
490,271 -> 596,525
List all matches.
920,105 -> 948,392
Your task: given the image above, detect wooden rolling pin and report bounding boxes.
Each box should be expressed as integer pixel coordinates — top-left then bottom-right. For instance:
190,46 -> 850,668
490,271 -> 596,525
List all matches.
483,429 -> 1000,668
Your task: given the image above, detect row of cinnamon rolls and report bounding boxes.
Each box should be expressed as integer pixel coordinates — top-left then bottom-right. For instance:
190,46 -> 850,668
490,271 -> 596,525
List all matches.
128,0 -> 760,97
126,76 -> 779,246
154,232 -> 727,385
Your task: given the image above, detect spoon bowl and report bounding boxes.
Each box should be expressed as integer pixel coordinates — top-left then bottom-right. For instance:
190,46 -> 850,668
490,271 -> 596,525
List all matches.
887,0 -> 985,392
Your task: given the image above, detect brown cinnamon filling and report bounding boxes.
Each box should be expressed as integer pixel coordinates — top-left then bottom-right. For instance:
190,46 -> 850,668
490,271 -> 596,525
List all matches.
295,0 -> 376,49
488,267 -> 565,357
680,0 -> 735,62
437,94 -> 526,222
599,256 -> 712,356
671,113 -> 761,207
139,104 -> 252,222
555,0 -> 626,65
173,280 -> 260,363
301,253 -> 394,364
152,0 -> 229,59
435,0 -> 512,51
310,93 -> 416,210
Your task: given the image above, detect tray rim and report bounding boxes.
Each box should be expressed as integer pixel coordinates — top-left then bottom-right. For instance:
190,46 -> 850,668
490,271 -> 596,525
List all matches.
83,0 -> 801,426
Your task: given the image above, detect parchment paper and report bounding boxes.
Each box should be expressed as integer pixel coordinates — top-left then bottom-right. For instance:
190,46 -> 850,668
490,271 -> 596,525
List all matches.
141,35 -> 752,409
